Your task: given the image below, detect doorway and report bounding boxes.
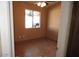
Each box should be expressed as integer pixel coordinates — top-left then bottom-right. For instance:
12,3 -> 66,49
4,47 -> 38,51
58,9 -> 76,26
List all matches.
0,1 -> 73,57
13,1 -> 61,57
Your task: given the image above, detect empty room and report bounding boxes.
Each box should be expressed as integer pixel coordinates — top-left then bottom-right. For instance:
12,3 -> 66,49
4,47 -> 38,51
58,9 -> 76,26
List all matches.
13,1 -> 61,57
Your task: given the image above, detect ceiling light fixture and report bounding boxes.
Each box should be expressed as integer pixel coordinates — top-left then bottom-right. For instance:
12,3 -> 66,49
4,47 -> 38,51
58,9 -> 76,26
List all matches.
37,2 -> 41,6
36,2 -> 46,7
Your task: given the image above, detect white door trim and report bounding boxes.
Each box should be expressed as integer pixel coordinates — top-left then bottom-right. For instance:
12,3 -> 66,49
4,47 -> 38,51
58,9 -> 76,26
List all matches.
9,1 -> 15,57
0,1 -> 12,57
56,1 -> 73,57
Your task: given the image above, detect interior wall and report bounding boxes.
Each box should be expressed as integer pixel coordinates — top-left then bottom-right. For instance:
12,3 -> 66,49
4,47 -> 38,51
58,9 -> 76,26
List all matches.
0,33 -> 1,56
47,2 -> 61,41
13,2 -> 47,42
0,20 -> 1,56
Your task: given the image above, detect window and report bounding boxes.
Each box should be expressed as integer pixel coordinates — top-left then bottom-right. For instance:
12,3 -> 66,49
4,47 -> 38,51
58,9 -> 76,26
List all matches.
25,9 -> 40,28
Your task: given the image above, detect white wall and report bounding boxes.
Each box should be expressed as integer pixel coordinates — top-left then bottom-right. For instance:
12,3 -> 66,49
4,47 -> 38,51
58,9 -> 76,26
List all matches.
0,1 -> 12,57
56,1 -> 73,57
0,27 -> 2,56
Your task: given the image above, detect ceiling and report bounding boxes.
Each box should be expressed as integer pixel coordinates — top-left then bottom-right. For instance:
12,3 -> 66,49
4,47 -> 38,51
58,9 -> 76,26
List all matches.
25,1 -> 59,7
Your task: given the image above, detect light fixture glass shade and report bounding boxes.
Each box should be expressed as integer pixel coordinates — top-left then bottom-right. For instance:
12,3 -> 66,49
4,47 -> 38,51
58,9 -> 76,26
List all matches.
41,2 -> 46,7
37,2 -> 41,6
36,2 -> 46,7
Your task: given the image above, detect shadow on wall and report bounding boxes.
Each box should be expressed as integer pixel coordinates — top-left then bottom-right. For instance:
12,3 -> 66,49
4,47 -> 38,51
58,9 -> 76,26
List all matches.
47,29 -> 58,41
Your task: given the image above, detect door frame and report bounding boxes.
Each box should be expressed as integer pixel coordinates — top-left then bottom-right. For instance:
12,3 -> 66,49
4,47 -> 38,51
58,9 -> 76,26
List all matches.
9,1 -> 15,57
0,1 -> 73,57
56,1 -> 73,57
0,1 -> 13,57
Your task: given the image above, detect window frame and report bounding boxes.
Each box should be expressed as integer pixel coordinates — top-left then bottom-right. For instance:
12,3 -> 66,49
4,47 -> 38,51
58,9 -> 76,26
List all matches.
25,9 -> 41,29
